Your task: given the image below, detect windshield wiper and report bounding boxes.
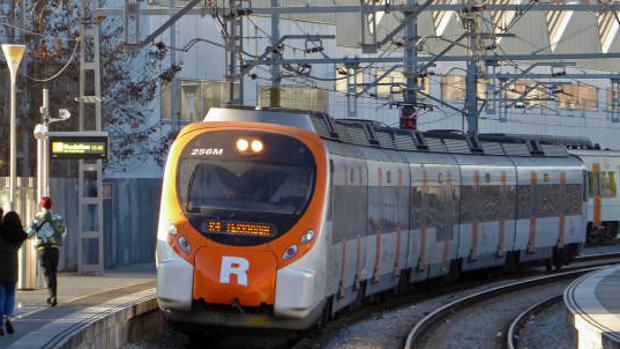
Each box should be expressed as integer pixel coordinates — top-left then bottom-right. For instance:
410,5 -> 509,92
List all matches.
185,168 -> 198,212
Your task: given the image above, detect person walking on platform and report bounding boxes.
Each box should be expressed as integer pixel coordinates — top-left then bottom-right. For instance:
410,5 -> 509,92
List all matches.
0,211 -> 28,336
28,197 -> 65,307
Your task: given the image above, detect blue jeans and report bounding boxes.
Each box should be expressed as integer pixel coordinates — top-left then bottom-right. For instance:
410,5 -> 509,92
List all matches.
0,281 -> 16,318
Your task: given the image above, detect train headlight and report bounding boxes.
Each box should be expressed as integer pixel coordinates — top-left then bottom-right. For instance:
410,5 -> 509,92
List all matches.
236,138 -> 249,152
178,236 -> 191,254
250,139 -> 264,153
283,244 -> 298,260
167,221 -> 178,235
300,230 -> 315,244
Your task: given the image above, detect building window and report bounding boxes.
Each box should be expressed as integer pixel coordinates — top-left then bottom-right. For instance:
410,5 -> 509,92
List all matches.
442,75 -> 466,101
161,81 -> 172,120
589,171 -> 617,198
259,86 -> 328,112
556,83 -> 598,110
441,75 -> 489,102
506,80 -> 547,108
203,81 -> 235,113
375,70 -> 430,99
161,79 -> 237,122
335,66 -> 365,94
180,80 -> 202,122
477,79 -> 487,100
607,89 -> 619,112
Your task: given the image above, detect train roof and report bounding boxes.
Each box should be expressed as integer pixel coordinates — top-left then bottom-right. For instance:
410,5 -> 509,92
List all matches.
478,133 -> 596,149
205,107 -> 576,158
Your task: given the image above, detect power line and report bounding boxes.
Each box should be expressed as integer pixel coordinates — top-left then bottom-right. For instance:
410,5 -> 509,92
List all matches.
0,18 -> 80,41
23,37 -> 81,82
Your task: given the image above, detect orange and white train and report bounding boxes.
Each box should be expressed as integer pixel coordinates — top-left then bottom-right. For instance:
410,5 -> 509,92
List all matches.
569,148 -> 620,243
156,107 -> 587,331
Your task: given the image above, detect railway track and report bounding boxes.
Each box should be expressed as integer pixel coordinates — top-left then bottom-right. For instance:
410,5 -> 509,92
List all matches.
135,252 -> 620,348
506,295 -> 563,349
403,253 -> 620,349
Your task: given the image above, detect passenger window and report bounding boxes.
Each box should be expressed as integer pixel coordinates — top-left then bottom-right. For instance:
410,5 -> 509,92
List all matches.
588,171 -> 600,197
601,171 -> 617,198
387,171 -> 392,184
583,170 -> 588,201
485,173 -> 491,183
350,168 -> 355,183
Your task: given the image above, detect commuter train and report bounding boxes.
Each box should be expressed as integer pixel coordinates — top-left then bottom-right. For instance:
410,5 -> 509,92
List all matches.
156,106 -> 588,331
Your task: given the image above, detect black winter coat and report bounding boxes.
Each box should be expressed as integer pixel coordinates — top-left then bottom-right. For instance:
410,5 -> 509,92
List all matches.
0,223 -> 28,284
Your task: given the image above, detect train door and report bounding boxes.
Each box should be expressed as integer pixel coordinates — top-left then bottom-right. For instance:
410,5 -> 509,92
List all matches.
562,164 -> 589,246
512,158 -> 561,261
361,148 -> 410,296
597,155 -> 620,239
404,152 -> 460,282
327,145 -> 368,311
456,156 -> 516,271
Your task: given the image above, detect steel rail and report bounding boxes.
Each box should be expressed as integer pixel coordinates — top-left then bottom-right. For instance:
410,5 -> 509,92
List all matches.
506,295 -> 563,349
575,251 -> 620,262
403,264 -> 611,349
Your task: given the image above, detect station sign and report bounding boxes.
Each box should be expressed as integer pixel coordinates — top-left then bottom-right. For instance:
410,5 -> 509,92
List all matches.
49,132 -> 109,160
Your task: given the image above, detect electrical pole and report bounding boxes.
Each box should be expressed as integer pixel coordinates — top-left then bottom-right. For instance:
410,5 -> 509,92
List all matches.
463,2 -> 481,135
401,0 -> 419,129
78,0 -> 104,275
226,0 -> 244,105
270,0 -> 281,107
170,0 -> 179,129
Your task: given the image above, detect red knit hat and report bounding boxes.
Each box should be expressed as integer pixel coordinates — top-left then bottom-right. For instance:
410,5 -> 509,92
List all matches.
40,196 -> 53,210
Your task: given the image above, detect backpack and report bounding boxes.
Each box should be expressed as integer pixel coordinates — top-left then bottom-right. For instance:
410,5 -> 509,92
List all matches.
35,214 -> 65,246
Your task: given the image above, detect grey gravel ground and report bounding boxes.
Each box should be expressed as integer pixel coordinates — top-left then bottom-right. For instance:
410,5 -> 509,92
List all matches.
305,296 -> 451,349
122,330 -> 295,349
306,279 -> 535,349
517,302 -> 575,349
417,282 -> 570,349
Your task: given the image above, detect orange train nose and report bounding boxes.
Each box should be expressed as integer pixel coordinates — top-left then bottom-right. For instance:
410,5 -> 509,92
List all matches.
193,248 -> 277,307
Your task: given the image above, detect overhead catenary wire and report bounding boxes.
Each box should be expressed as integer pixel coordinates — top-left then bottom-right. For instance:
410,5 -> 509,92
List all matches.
494,30 -> 620,109
22,37 -> 81,82
245,13 -> 404,82
439,13 -> 619,110
0,17 -> 80,42
202,3 -> 620,125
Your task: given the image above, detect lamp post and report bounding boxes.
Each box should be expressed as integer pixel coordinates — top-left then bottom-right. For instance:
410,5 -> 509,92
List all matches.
2,44 -> 25,211
34,88 -> 71,202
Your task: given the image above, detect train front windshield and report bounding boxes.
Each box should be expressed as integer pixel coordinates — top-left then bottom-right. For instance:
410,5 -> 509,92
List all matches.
176,131 -> 316,246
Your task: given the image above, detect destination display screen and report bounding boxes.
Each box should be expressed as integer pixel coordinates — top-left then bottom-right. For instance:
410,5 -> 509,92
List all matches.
49,134 -> 108,160
206,221 -> 275,237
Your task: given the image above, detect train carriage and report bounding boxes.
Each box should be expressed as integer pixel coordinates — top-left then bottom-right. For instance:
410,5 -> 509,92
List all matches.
569,149 -> 620,242
156,107 -> 587,331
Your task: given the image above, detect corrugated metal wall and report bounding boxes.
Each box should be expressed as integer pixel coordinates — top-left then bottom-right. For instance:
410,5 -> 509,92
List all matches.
1,177 -> 161,271
103,178 -> 162,268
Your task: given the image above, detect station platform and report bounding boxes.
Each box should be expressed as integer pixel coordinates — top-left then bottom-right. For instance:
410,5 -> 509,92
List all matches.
565,264 -> 620,349
0,263 -> 157,348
